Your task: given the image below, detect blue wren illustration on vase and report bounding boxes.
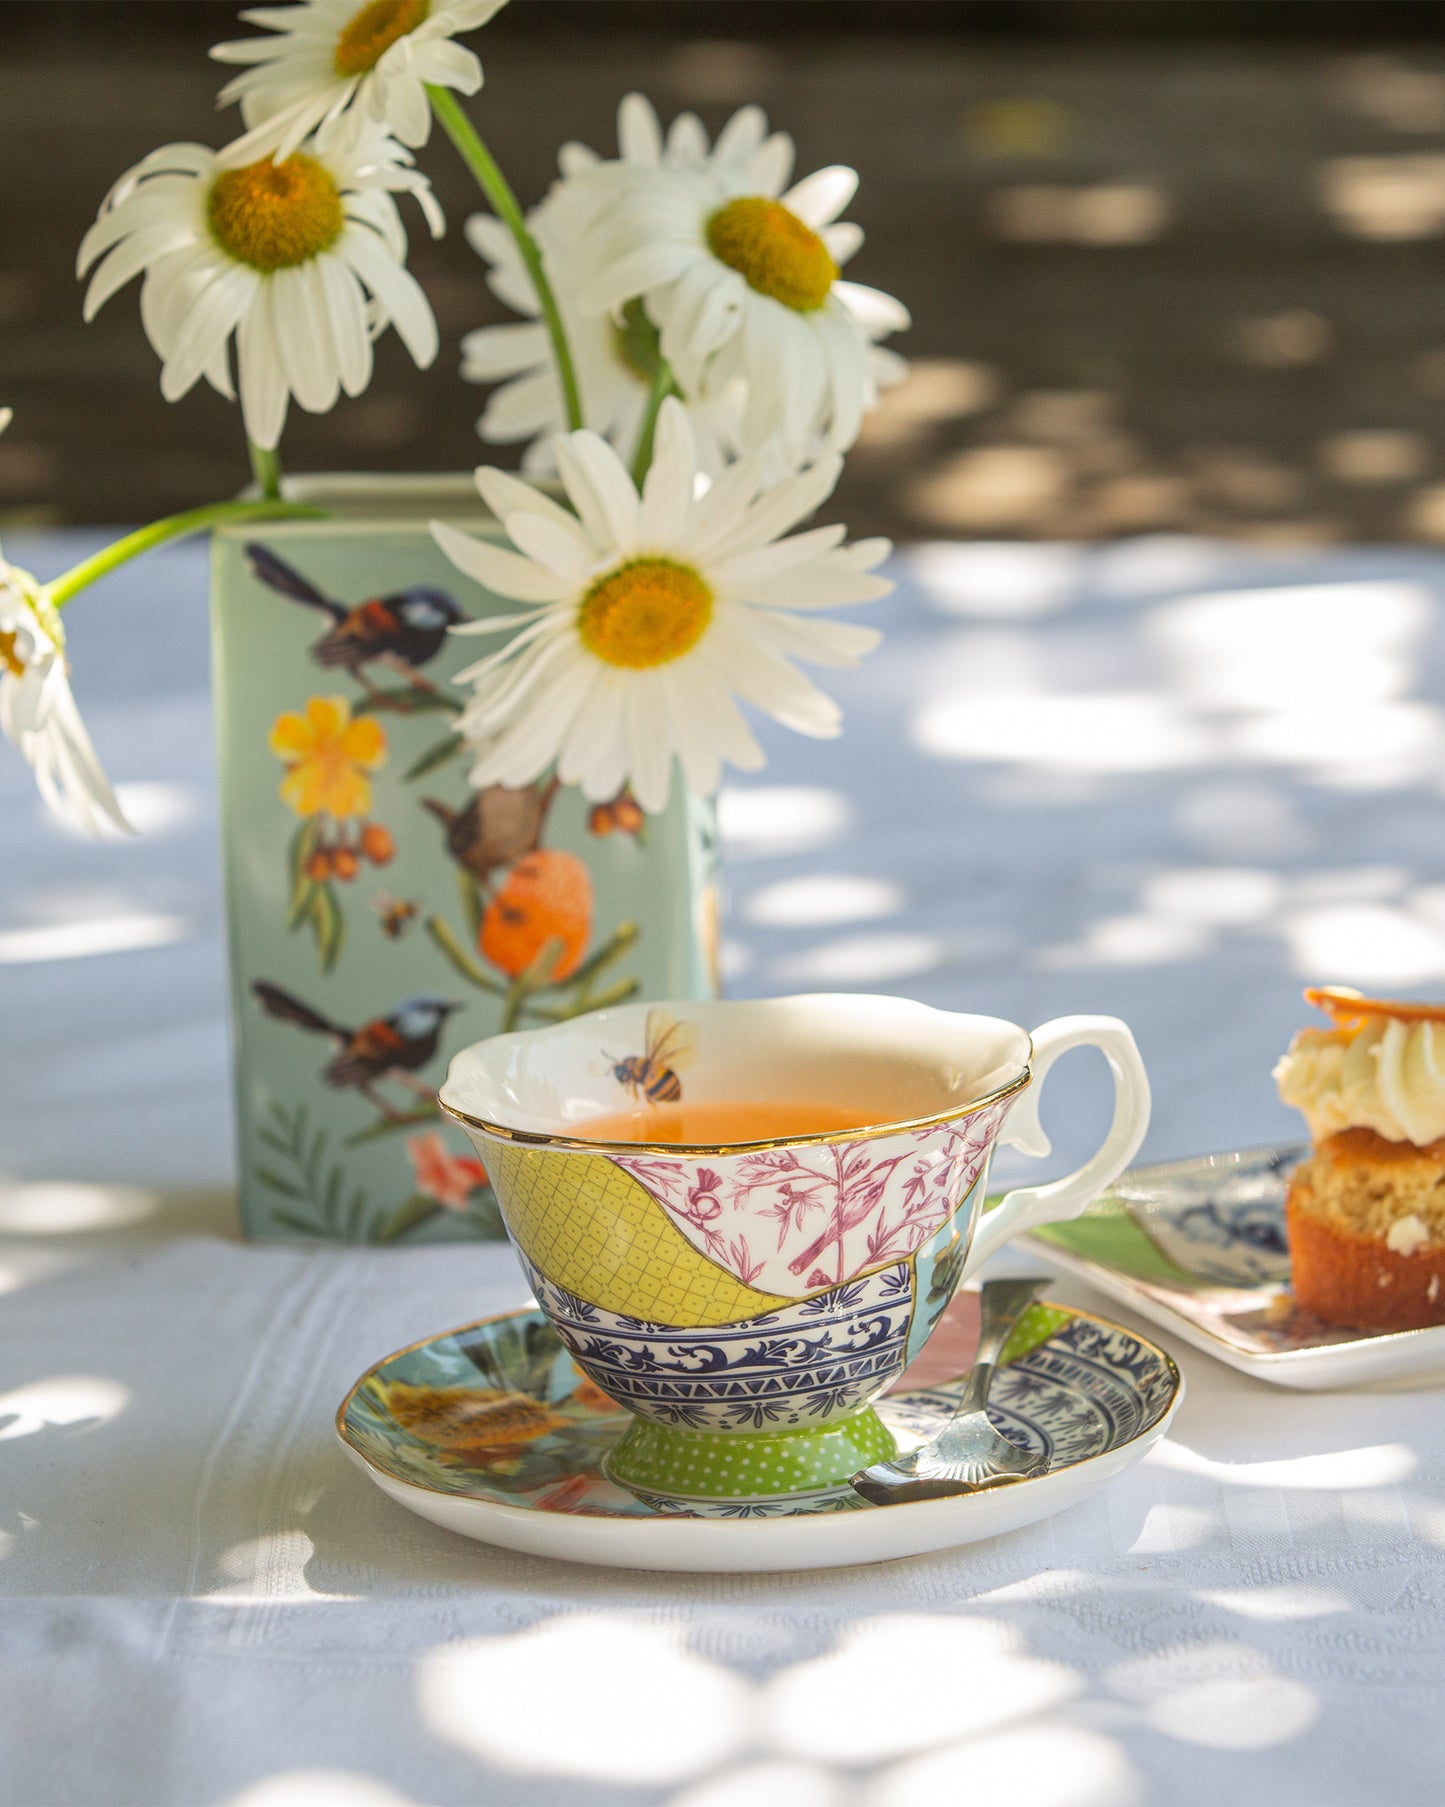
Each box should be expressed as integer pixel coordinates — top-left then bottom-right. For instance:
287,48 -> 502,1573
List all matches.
253,980 -> 460,1123
244,542 -> 464,698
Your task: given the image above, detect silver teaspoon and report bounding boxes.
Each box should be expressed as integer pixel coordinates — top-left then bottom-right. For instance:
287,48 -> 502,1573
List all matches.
851,1275 -> 1051,1506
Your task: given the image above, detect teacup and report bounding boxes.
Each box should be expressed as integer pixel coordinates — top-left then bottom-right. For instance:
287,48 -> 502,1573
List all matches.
439,994 -> 1149,1505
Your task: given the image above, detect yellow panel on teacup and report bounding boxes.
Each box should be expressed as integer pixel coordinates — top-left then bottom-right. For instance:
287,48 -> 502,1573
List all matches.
485,1141 -> 787,1327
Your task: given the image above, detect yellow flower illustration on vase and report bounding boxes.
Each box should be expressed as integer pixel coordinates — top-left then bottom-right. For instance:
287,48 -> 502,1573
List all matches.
270,694 -> 386,819
269,695 -> 390,973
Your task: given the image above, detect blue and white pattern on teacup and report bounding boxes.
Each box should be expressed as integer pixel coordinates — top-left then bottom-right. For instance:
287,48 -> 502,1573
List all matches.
522,1250 -> 915,1431
337,1301 -> 1180,1521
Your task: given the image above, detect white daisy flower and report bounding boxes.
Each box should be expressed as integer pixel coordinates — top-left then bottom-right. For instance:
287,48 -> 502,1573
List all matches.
462,133 -> 735,478
78,124 -> 441,451
577,97 -> 910,467
431,397 -> 890,814
464,94 -> 905,480
211,0 -> 507,166
0,558 -> 129,837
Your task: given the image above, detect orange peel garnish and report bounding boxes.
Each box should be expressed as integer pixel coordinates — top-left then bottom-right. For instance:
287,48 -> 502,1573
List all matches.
1305,986 -> 1445,1027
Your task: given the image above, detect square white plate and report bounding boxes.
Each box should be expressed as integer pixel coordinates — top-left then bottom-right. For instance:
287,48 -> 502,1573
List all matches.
1024,1145 -> 1445,1390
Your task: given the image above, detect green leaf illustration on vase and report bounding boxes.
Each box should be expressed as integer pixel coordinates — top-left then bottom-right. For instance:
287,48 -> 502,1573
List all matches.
404,730 -> 467,782
354,684 -> 460,718
254,1100 -> 372,1240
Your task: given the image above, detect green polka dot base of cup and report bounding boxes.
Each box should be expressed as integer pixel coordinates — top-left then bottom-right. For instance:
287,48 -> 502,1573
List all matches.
602,1406 -> 897,1503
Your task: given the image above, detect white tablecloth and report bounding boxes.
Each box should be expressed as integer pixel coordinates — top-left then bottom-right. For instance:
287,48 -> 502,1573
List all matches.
6,532 -> 1445,1806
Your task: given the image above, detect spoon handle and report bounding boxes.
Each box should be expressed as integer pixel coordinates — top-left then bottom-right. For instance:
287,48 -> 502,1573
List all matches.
955,1276 -> 1048,1415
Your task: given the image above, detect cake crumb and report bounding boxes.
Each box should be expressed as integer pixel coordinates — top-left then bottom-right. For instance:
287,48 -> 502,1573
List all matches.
1386,1212 -> 1432,1257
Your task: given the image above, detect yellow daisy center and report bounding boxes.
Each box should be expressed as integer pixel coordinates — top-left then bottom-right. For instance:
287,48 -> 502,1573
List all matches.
208,155 -> 345,272
0,629 -> 24,679
578,559 -> 713,670
706,196 -> 838,312
335,0 -> 430,76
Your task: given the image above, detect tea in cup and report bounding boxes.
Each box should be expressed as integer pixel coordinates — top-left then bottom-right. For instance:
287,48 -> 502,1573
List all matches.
439,994 -> 1149,1506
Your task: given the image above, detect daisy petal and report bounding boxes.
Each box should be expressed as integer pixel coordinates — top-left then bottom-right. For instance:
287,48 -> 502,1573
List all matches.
473,465 -> 591,540
834,279 -> 912,335
339,225 -> 438,367
431,521 -> 574,602
822,221 -> 864,265
665,112 -> 708,166
482,369 -> 562,439
618,92 -> 664,167
783,165 -> 859,229
461,321 -> 551,380
713,105 -> 767,166
748,608 -> 882,667
505,510 -> 596,582
637,398 -> 697,544
554,432 -> 640,552
748,132 -> 795,198
577,241 -> 697,316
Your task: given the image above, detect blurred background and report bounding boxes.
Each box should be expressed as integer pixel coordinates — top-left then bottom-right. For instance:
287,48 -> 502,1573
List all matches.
9,0 -> 1445,542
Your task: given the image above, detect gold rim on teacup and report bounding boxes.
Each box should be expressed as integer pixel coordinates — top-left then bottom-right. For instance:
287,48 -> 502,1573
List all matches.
437,1057 -> 1033,1158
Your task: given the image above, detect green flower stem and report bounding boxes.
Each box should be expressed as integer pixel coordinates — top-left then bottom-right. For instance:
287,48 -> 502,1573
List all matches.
46,499 -> 325,609
425,914 -> 506,996
249,441 -> 283,501
500,934 -> 567,1033
561,918 -> 639,989
428,84 -> 584,433
630,361 -> 679,488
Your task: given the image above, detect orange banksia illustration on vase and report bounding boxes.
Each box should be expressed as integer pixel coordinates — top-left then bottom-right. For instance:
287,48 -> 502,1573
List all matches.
422,775 -> 643,1033
481,848 -> 593,982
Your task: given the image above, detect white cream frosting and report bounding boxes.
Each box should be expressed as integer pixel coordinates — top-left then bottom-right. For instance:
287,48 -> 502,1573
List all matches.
1273,1015 -> 1445,1145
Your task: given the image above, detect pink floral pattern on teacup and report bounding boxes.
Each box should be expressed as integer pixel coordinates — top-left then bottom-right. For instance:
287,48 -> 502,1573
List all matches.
612,1099 -> 1012,1297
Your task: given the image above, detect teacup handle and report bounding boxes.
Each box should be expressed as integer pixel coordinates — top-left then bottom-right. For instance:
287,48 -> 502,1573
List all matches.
962,1015 -> 1151,1275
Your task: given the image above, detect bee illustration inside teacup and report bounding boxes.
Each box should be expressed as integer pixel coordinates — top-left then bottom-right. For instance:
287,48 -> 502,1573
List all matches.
603,1008 -> 696,1106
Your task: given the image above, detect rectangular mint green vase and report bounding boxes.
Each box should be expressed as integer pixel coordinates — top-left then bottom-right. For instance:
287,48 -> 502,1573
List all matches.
211,476 -> 719,1244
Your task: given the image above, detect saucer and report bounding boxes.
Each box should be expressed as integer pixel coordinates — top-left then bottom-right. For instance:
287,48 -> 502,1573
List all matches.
336,1294 -> 1180,1572
1026,1144 -> 1445,1390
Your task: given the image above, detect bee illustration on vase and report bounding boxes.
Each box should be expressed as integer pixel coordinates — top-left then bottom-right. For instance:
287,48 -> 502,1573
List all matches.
606,1008 -> 696,1105
372,891 -> 419,940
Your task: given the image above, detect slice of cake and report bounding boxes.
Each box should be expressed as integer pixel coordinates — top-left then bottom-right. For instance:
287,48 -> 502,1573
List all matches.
1274,987 -> 1445,1330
